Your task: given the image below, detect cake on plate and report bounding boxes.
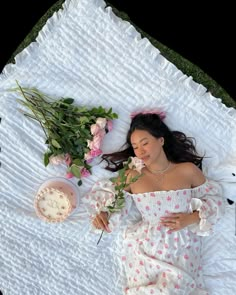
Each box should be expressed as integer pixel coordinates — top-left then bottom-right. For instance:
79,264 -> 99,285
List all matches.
34,177 -> 78,222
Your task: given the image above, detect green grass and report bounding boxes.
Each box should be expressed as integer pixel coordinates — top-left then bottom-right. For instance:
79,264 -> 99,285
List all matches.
8,0 -> 236,108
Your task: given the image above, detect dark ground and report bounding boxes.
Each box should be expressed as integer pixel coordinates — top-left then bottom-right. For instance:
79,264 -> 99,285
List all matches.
0,0 -> 235,100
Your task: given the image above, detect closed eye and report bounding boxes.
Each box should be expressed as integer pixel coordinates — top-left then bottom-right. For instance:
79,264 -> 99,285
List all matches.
132,142 -> 148,149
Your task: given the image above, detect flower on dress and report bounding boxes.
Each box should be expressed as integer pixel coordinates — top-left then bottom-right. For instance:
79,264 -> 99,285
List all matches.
14,82 -> 118,186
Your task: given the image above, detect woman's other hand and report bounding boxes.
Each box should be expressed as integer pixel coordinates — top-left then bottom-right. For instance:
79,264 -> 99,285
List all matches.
159,211 -> 200,232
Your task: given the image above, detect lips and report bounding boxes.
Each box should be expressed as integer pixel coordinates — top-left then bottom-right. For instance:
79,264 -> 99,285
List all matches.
141,156 -> 149,162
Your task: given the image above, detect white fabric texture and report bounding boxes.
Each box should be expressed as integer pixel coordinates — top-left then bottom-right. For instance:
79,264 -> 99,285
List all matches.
0,0 -> 236,294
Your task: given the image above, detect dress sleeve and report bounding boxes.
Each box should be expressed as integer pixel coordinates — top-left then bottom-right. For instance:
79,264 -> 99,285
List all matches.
83,179 -> 138,232
188,179 -> 225,236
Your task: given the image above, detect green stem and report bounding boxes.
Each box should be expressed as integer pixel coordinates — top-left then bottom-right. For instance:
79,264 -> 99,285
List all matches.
16,82 -> 49,140
96,230 -> 104,245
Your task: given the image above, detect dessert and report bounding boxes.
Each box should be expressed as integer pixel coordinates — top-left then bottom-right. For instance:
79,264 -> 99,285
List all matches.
34,177 -> 78,222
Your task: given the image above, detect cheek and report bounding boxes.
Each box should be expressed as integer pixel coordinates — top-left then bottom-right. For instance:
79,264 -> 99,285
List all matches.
155,146 -> 162,156
149,145 -> 160,156
133,149 -> 139,157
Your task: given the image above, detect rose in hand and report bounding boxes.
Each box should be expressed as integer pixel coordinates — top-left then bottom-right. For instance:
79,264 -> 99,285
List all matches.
92,211 -> 111,233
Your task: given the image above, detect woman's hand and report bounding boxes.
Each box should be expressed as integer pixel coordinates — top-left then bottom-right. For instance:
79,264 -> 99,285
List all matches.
92,211 -> 111,232
159,211 -> 200,232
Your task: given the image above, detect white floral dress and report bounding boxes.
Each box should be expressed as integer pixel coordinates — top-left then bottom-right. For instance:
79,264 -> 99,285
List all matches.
84,179 -> 224,295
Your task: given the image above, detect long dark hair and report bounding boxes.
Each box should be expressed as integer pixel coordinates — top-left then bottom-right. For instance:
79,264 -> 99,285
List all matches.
102,113 -> 203,171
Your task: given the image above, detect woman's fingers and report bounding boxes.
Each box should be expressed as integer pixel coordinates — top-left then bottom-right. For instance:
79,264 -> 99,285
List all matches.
93,215 -> 105,229
93,212 -> 110,232
159,213 -> 194,230
160,213 -> 179,221
100,212 -> 111,232
159,215 -> 178,226
159,214 -> 182,230
160,221 -> 177,230
93,216 -> 104,230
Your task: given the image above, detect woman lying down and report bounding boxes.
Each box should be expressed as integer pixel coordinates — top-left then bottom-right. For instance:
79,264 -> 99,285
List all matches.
84,112 -> 225,295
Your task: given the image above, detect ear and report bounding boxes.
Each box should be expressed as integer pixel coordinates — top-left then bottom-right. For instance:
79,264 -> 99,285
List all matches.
160,137 -> 164,145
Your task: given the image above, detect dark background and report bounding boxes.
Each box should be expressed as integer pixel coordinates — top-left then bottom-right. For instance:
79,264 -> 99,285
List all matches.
0,0 -> 235,100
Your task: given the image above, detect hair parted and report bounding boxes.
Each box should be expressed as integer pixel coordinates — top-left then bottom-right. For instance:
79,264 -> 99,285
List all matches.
102,113 -> 204,171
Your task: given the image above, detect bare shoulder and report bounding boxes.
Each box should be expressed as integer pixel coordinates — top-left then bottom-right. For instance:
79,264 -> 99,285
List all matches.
125,168 -> 144,193
175,162 -> 206,187
122,169 -> 139,193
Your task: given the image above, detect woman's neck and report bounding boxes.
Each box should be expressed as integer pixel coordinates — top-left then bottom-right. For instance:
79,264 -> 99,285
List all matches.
146,157 -> 171,174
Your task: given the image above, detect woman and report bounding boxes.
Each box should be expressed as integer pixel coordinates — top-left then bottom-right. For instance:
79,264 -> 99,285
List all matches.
86,112 -> 224,294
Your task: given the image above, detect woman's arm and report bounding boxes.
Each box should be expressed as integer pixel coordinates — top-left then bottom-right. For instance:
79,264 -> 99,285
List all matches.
91,169 -> 135,231
160,164 -> 224,234
89,170 -> 137,232
159,163 -> 205,231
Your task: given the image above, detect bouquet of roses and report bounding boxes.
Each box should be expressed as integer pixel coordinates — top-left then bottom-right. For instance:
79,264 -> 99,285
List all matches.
97,156 -> 144,244
13,82 -> 118,186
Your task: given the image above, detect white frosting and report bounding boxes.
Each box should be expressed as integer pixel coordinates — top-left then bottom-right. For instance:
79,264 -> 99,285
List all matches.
35,187 -> 72,222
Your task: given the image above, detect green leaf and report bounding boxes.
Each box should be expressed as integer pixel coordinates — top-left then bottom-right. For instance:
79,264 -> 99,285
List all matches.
127,157 -> 132,165
120,174 -> 127,183
116,198 -> 125,207
70,164 -> 81,178
110,177 -> 117,183
43,152 -> 51,166
115,184 -> 123,191
51,139 -> 61,148
79,116 -> 90,124
109,208 -> 122,213
62,98 -> 74,104
77,180 -> 83,186
119,168 -> 126,178
72,158 -> 84,166
131,174 -> 142,183
116,203 -> 125,210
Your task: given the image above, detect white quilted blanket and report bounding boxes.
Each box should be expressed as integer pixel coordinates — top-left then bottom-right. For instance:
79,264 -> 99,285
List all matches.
0,0 -> 236,294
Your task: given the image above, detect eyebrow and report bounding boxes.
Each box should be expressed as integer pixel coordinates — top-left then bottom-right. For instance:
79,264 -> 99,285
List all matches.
131,137 -> 148,145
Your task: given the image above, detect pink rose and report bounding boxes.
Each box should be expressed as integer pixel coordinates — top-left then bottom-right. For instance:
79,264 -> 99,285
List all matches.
84,151 -> 92,161
66,172 -> 74,179
84,152 -> 93,163
49,154 -> 65,165
81,167 -> 91,178
65,153 -> 72,166
106,120 -> 113,132
96,117 -> 107,129
84,149 -> 102,162
128,157 -> 145,174
88,130 -> 105,150
90,149 -> 102,157
87,139 -> 92,148
90,124 -> 101,135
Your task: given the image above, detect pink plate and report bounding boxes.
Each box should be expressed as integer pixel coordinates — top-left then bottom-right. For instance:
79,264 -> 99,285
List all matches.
34,177 -> 79,223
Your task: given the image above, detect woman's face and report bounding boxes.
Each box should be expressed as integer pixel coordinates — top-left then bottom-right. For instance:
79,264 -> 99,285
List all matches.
130,129 -> 164,165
